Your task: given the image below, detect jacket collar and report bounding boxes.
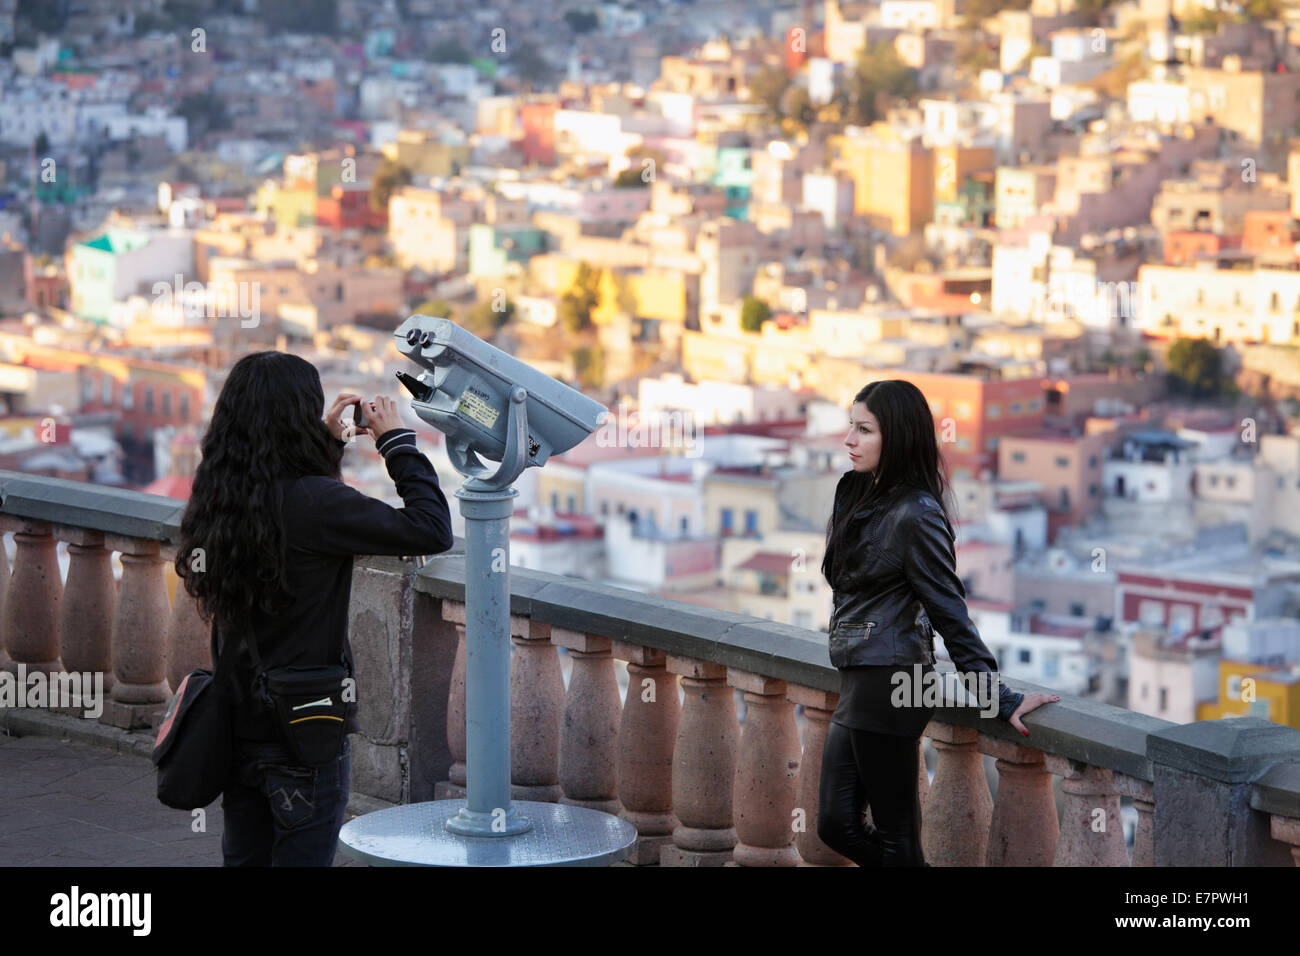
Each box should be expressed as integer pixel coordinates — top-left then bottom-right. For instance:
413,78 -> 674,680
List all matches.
851,482 -> 910,519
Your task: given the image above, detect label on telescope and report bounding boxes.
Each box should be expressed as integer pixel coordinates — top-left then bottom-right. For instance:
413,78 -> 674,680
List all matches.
456,386 -> 500,430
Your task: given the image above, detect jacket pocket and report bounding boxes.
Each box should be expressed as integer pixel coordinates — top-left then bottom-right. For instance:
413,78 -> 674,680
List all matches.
828,621 -> 876,668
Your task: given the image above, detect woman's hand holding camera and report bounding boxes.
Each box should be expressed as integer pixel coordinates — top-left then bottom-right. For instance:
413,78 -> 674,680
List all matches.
364,395 -> 404,444
326,393 -> 405,446
325,392 -> 367,442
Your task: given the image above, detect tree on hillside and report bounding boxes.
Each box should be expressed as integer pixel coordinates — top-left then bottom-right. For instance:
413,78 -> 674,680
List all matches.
429,38 -> 471,63
748,64 -> 789,121
740,295 -> 772,332
559,261 -> 602,333
571,342 -> 605,390
370,159 -> 412,215
1166,337 -> 1228,399
841,42 -> 919,127
415,298 -> 455,320
963,0 -> 1029,29
464,297 -> 515,337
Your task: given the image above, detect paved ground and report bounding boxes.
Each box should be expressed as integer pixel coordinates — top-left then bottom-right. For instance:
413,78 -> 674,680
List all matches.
0,730 -> 364,866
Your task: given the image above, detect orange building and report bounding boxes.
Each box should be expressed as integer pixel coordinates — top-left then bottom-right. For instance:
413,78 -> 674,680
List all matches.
855,370 -> 1047,478
1241,209 -> 1300,264
520,100 -> 558,166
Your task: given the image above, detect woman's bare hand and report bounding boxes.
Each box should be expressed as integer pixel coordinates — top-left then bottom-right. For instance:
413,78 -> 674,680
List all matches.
1008,691 -> 1061,737
325,392 -> 367,442
366,395 -> 405,443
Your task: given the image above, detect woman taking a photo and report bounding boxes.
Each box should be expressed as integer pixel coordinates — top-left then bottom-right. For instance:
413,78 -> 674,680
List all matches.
174,351 -> 454,866
817,379 -> 1058,867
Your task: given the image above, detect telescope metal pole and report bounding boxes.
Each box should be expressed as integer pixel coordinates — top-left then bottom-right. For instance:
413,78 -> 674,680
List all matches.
444,401 -> 532,837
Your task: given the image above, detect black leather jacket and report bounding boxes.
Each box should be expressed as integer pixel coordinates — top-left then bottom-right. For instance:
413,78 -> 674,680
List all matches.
826,472 -> 1024,722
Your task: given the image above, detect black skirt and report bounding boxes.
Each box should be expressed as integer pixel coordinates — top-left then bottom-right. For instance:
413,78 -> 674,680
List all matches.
830,662 -> 937,737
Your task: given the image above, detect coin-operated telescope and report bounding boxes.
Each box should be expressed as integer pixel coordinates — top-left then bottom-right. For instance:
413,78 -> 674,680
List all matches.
393,313 -> 608,491
336,314 -> 635,864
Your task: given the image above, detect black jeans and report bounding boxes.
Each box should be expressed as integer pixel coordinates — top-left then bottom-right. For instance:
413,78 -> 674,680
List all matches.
816,721 -> 926,866
221,736 -> 351,866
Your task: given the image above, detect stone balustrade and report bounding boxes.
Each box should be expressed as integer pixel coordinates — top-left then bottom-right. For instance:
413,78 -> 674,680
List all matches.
2,469 -> 1300,866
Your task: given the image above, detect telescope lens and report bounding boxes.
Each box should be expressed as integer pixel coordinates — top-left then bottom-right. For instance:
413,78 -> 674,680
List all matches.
406,328 -> 422,346
420,331 -> 434,348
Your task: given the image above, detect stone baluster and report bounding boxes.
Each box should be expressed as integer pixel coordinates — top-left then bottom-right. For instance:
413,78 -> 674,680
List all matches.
101,535 -> 171,729
2,519 -> 62,674
729,670 -> 800,866
923,721 -> 992,866
1045,755 -> 1129,866
982,737 -> 1059,866
54,526 -> 115,709
1116,773 -> 1155,867
510,615 -> 563,802
436,600 -> 467,798
162,546 -> 209,692
662,656 -> 739,866
788,686 -> 851,866
612,641 -> 679,865
552,627 -> 621,812
0,530 -> 10,668
1269,816 -> 1300,866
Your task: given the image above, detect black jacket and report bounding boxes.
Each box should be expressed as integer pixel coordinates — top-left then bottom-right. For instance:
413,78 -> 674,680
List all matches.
827,472 -> 1024,722
217,428 -> 455,741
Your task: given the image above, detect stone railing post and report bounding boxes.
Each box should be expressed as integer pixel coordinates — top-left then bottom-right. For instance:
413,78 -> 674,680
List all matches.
662,656 -> 738,866
923,721 -> 992,866
1044,756 -> 1129,866
1115,773 -> 1154,867
552,627 -> 621,813
101,535 -> 171,729
788,686 -> 851,866
612,641 -> 679,865
982,737 -> 1058,867
2,519 -> 62,674
435,600 -> 467,798
510,615 -> 563,802
54,526 -> 114,698
729,670 -> 800,867
162,545 -> 209,693
1149,717 -> 1299,865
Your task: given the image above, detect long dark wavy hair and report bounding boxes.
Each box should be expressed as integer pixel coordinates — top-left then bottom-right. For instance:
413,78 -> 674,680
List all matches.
175,352 -> 343,629
821,379 -> 955,585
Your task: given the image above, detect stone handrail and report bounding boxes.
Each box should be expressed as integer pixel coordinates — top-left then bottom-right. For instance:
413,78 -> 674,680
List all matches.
2,469 -> 1299,866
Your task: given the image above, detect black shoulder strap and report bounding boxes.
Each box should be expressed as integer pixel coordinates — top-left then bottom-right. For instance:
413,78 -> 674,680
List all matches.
219,610 -> 349,680
211,618 -> 243,683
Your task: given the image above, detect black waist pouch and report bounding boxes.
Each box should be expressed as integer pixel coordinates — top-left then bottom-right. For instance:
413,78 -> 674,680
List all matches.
262,664 -> 350,767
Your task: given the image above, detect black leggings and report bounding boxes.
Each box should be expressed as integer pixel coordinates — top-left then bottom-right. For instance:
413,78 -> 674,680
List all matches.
816,721 -> 926,867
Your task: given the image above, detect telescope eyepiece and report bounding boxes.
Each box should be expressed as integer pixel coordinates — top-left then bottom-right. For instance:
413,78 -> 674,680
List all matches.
405,328 -> 422,346
420,331 -> 435,348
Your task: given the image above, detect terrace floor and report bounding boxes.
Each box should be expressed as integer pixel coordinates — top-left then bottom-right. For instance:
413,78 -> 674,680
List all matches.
0,729 -> 364,866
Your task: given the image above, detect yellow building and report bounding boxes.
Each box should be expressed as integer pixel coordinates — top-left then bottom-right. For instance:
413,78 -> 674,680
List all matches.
254,182 -> 316,229
592,269 -> 690,325
933,145 -> 996,204
384,130 -> 472,178
829,125 -> 935,236
1197,659 -> 1300,729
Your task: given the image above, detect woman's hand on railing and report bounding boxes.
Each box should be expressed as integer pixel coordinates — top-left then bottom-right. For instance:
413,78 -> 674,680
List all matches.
1008,692 -> 1061,738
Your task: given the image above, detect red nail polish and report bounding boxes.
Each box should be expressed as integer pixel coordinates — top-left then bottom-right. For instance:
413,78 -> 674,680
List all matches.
1021,729 -> 1028,736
